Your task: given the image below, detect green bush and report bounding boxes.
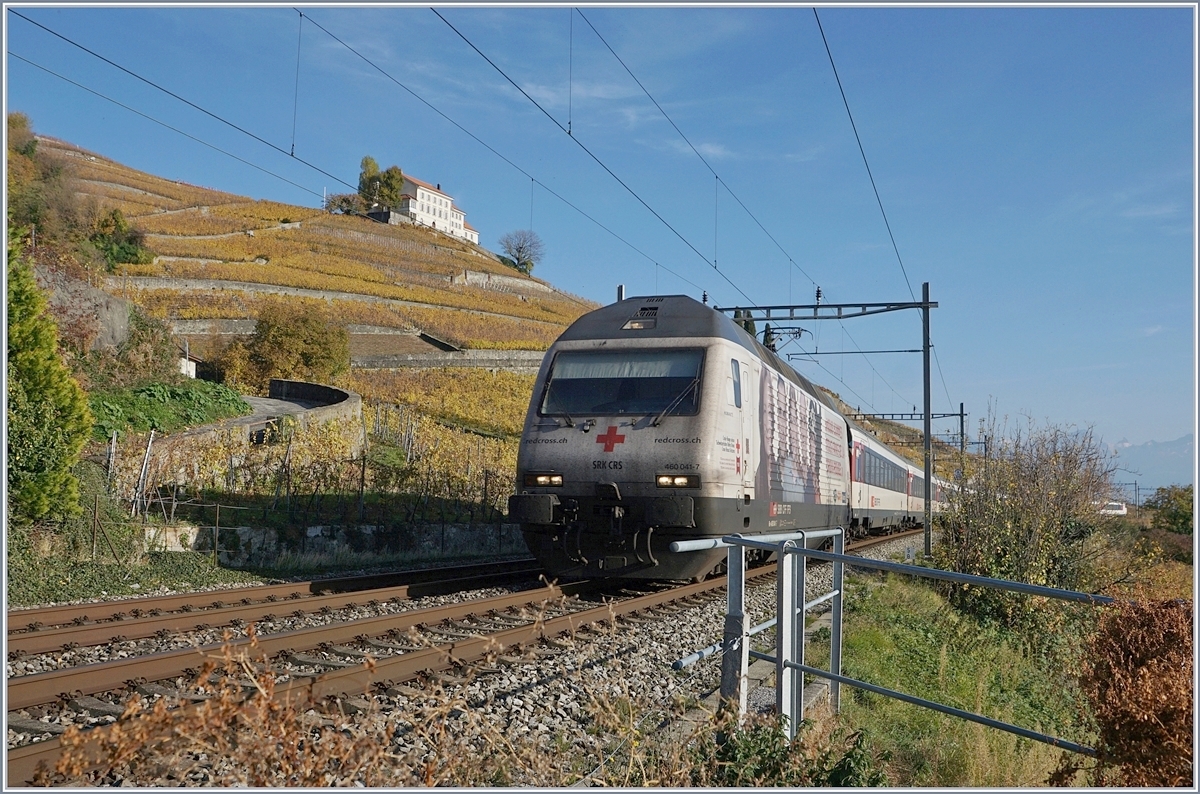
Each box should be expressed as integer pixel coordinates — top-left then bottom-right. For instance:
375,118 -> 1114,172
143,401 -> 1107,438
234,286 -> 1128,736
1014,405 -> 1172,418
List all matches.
89,208 -> 153,269
7,228 -> 93,523
1143,484 -> 1193,536
89,379 -> 252,440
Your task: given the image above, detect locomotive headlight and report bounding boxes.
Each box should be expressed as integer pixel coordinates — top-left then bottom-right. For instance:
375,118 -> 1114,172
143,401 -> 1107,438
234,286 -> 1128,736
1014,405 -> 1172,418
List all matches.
524,473 -> 563,487
656,474 -> 699,488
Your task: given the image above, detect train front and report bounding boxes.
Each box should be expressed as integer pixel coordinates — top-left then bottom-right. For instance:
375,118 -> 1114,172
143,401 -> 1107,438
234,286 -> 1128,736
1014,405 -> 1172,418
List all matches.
508,296 -> 736,581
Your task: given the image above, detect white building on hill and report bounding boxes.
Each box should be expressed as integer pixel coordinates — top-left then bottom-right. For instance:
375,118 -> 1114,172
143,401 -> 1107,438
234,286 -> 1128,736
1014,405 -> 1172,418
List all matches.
368,174 -> 479,245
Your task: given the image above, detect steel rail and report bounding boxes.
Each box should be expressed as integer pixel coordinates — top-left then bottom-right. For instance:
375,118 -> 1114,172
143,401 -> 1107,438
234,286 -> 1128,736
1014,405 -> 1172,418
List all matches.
7,564 -> 546,656
7,564 -> 779,786
5,582 -> 589,712
7,558 -> 539,632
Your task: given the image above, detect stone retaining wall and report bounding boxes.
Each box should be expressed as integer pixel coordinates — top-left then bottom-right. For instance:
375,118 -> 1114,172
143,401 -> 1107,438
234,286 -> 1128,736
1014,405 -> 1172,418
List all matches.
150,521 -> 526,567
352,349 -> 546,373
268,379 -> 362,432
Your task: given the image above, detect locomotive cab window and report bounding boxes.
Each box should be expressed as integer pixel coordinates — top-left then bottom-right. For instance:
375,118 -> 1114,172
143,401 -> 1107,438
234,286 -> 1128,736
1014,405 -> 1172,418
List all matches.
539,349 -> 703,417
730,360 -> 741,408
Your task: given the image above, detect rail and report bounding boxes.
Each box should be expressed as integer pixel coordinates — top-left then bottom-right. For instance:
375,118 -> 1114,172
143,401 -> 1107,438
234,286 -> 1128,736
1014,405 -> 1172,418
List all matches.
684,529 -> 1113,754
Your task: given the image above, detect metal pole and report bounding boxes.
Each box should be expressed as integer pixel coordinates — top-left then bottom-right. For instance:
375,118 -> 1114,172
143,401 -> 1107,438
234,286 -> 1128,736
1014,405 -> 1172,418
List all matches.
719,539 -> 749,720
213,503 -> 220,566
831,527 -> 844,714
923,282 -> 932,557
92,495 -> 99,561
959,402 -> 965,459
777,540 -> 801,738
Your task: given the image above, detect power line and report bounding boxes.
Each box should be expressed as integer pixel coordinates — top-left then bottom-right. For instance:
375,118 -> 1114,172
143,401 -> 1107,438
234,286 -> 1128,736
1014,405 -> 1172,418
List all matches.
575,8 -> 928,412
931,344 -> 955,410
813,9 -> 959,413
575,8 -> 937,413
575,9 -> 820,291
290,9 -> 303,157
812,8 -> 916,303
432,7 -> 755,306
10,9 -> 356,194
298,10 -> 705,294
9,52 -> 323,200
835,319 -> 916,410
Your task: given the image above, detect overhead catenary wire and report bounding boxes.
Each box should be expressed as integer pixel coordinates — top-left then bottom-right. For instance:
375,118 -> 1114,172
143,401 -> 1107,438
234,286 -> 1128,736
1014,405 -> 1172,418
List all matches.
9,52 -> 323,200
297,9 -> 705,295
575,8 -> 820,291
814,8 -> 958,415
290,9 -> 303,157
576,8 -> 925,415
432,7 -> 755,306
812,8 -> 916,305
10,9 -> 357,194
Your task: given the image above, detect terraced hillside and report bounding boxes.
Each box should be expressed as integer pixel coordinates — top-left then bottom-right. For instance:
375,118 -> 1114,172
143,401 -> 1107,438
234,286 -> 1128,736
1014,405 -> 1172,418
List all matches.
47,137 -> 595,359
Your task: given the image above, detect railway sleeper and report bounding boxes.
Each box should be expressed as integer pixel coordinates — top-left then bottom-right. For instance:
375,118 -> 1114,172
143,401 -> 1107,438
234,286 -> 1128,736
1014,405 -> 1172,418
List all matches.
425,626 -> 477,640
323,696 -> 372,715
363,637 -> 419,653
135,683 -> 209,702
384,683 -> 425,699
7,716 -> 67,736
325,645 -> 374,660
484,612 -> 527,626
67,696 -> 126,718
288,653 -> 356,669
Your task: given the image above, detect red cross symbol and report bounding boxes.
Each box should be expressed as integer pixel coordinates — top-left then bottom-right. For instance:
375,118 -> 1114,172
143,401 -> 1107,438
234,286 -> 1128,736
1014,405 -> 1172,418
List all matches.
596,426 -> 626,452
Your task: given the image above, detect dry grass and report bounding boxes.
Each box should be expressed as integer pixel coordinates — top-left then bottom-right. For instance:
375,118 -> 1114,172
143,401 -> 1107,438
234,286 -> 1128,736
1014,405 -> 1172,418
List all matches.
38,626 -> 886,787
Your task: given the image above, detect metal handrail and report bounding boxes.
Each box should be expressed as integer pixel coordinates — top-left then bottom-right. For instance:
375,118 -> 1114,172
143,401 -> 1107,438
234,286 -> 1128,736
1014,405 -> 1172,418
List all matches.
701,531 -> 1107,755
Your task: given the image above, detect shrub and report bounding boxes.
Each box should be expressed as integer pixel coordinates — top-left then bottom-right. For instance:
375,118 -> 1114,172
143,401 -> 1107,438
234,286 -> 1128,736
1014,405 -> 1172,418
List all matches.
209,300 -> 349,394
1065,598 -> 1193,786
74,306 -> 183,392
935,412 -> 1117,629
6,228 -> 93,523
1143,484 -> 1193,536
42,636 -> 889,787
90,208 -> 153,269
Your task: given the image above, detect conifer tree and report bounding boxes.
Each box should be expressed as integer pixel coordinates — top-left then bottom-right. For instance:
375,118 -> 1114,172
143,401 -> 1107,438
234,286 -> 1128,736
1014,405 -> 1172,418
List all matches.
6,228 -> 93,522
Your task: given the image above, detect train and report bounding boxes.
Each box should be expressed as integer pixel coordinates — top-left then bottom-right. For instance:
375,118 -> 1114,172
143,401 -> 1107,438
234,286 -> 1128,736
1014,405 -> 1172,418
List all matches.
507,294 -> 950,581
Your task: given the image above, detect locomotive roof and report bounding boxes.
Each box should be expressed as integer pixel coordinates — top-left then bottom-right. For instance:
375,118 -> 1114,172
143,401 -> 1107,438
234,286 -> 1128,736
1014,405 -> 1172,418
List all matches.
556,295 -> 837,411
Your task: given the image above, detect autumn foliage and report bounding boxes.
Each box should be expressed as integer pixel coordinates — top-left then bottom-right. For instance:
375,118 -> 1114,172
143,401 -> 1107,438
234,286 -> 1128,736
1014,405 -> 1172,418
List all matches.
1076,597 -> 1193,786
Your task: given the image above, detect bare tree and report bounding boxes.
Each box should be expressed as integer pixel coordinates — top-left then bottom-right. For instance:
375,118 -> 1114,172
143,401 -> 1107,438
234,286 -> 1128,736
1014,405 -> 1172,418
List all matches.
498,229 -> 544,275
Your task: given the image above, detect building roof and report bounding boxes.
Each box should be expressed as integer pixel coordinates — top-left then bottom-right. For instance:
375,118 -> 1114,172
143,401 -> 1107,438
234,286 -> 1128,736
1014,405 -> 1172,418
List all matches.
404,174 -> 450,198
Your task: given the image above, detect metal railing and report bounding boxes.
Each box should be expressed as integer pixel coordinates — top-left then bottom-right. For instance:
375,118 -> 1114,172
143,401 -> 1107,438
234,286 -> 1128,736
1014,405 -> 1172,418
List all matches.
677,529 -> 1113,754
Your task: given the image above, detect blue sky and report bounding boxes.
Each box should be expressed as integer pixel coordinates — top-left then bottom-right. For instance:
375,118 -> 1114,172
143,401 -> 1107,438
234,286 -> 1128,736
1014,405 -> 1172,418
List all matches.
5,4 -> 1195,456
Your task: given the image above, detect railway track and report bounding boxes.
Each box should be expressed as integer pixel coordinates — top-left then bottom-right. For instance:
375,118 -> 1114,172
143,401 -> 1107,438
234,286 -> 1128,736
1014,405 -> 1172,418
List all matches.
7,557 -> 542,634
6,559 -> 544,658
6,529 -> 923,785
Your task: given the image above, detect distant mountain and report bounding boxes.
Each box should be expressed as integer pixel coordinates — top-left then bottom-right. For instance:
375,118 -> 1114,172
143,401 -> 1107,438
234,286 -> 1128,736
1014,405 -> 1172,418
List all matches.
1109,434 -> 1195,497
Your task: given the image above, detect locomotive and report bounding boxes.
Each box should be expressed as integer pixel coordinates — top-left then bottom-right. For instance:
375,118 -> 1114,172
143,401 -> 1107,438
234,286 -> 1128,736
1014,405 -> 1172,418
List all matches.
507,294 -> 948,581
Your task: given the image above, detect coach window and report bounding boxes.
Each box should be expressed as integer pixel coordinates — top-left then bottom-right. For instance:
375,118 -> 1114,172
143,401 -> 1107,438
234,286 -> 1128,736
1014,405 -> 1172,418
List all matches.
731,360 -> 741,408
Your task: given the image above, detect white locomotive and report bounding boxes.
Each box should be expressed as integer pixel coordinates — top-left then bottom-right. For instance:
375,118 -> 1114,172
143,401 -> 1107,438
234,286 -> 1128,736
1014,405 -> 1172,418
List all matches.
508,294 -> 948,581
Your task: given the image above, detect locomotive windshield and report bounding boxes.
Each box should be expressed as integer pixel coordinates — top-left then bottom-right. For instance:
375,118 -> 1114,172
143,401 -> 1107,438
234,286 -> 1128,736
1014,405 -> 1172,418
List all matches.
540,349 -> 704,417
